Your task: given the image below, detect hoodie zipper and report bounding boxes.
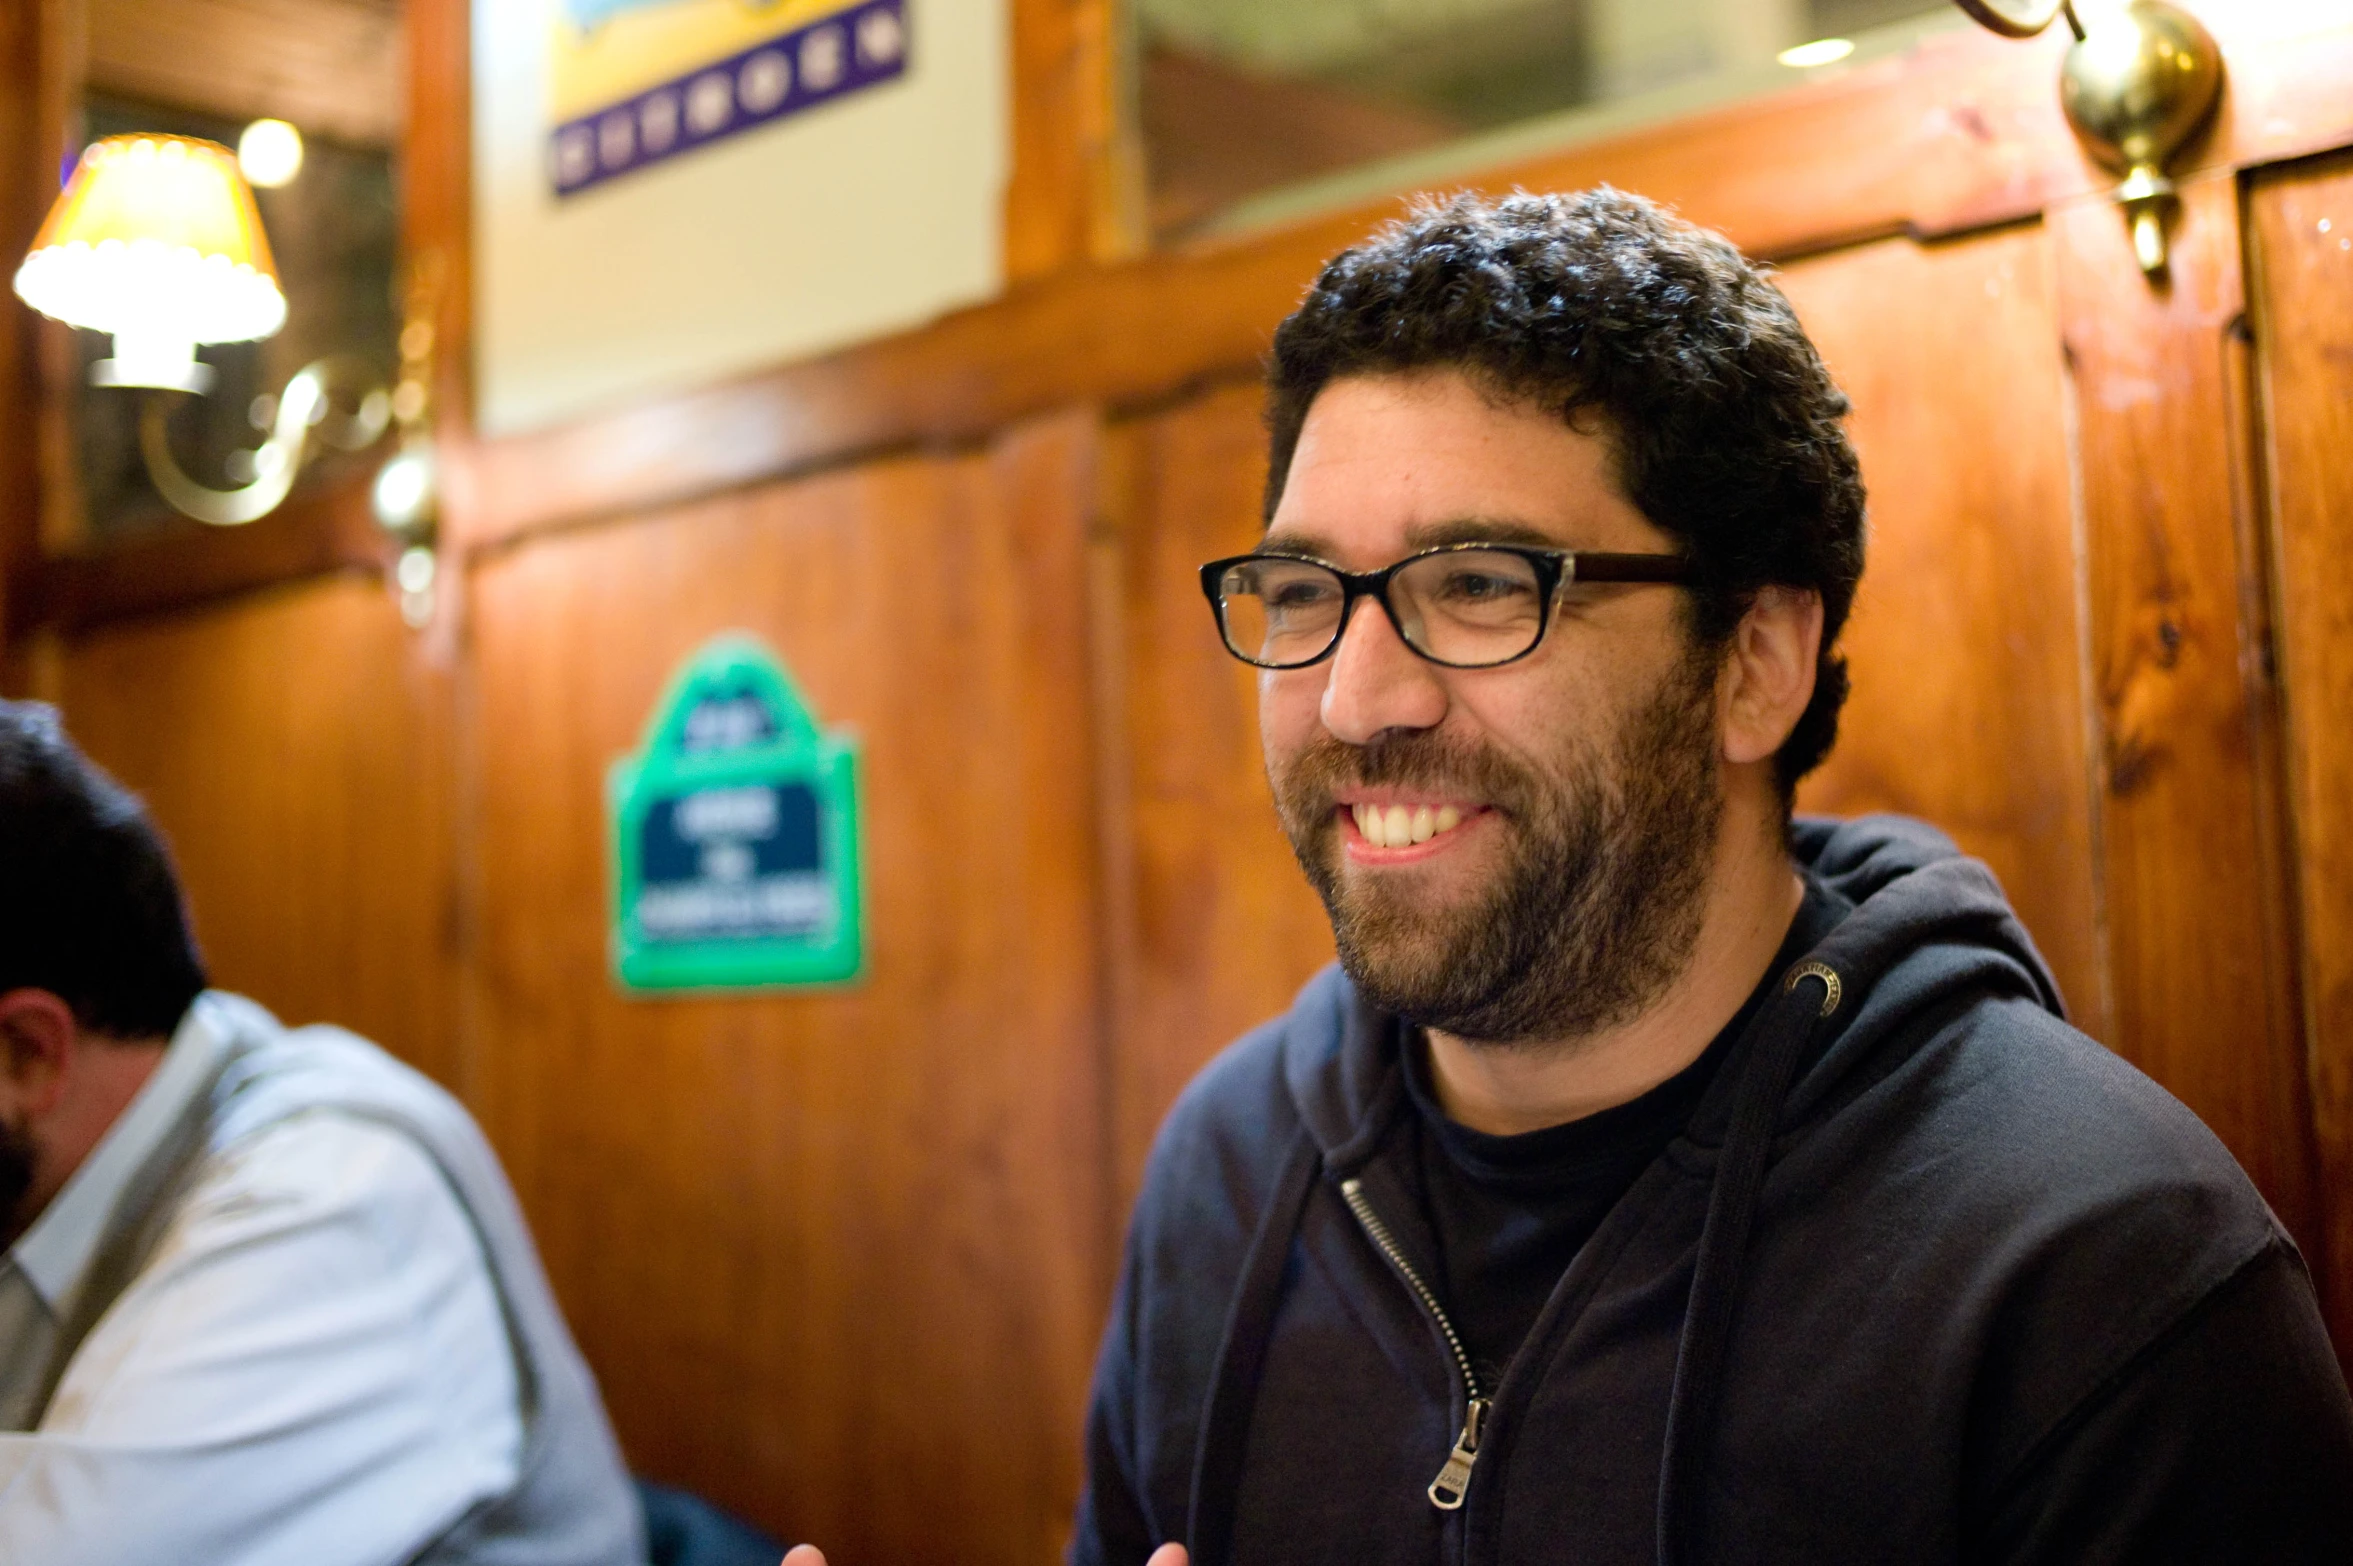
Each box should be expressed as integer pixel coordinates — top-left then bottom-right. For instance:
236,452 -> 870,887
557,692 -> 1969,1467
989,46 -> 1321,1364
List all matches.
1339,1176 -> 1493,1512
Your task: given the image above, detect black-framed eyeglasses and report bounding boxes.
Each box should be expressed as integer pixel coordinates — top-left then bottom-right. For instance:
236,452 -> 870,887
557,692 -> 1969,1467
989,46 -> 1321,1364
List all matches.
1198,543 -> 1691,670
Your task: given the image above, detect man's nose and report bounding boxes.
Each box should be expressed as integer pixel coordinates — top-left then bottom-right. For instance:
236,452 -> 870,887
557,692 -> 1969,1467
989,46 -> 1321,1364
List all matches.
1319,597 -> 1448,745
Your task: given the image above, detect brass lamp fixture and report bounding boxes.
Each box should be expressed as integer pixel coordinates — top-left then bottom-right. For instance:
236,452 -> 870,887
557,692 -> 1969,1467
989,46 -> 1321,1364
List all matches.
11,133 -> 419,531
1954,0 -> 2225,276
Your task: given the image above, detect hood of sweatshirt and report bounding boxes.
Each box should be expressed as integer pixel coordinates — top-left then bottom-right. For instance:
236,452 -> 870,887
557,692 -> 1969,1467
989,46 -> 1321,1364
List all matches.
1222,814 -> 2077,1566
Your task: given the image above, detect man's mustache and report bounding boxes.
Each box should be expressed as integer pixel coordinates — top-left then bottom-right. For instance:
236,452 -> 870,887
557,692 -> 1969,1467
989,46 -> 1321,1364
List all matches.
1272,731 -> 1535,816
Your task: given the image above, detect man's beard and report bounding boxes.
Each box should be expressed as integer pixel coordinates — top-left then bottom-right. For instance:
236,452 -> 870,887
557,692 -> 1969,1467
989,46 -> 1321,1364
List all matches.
1270,650 -> 1724,1046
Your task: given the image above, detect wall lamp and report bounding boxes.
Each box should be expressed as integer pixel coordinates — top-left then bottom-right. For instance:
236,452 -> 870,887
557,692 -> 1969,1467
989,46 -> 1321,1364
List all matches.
1954,0 -> 2225,276
10,133 -> 440,617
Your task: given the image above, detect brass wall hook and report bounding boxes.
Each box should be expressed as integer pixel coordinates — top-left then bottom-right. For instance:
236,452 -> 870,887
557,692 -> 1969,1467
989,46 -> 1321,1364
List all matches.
1955,0 -> 2225,276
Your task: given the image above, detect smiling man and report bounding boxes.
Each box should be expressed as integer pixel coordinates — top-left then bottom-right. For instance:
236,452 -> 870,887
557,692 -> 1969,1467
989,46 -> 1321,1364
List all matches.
1068,191 -> 2353,1565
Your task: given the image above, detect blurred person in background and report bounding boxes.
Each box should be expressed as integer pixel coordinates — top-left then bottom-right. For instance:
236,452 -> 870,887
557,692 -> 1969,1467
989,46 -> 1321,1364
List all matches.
0,699 -> 643,1565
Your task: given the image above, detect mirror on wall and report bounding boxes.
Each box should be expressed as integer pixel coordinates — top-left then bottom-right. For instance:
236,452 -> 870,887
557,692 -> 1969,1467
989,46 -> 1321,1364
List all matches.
52,0 -> 404,547
1137,0 -> 1954,243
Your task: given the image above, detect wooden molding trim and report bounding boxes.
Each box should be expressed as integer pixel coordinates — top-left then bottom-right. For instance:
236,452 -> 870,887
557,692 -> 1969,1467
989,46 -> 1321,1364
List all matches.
16,474 -> 389,634
450,7 -> 2353,553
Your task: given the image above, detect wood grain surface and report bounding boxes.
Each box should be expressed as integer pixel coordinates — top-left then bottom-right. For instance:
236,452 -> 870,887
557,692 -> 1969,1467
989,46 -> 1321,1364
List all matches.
26,472 -> 387,633
2249,151 -> 2353,1354
1006,0 -> 1135,282
35,574 -> 462,1086
1783,222 -> 2107,1040
1102,381 -> 1334,1209
463,413 -> 1109,1555
2052,174 -> 2319,1243
0,0 -> 53,654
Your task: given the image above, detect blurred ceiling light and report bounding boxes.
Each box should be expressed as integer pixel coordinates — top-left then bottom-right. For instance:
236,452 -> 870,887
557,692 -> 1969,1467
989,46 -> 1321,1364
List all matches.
12,134 -> 285,393
1778,37 -> 1857,68
238,118 -> 305,188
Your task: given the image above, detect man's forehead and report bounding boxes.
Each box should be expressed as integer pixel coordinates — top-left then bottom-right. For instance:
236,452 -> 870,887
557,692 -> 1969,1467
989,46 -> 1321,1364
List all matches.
1268,375 -> 1660,558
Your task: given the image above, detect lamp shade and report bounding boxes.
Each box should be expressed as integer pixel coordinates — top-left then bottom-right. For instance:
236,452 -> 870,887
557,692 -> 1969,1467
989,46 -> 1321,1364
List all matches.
12,135 -> 286,390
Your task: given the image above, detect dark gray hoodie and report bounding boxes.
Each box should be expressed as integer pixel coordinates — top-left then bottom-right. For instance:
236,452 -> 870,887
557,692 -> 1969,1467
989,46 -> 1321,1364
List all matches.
1072,815 -> 2353,1565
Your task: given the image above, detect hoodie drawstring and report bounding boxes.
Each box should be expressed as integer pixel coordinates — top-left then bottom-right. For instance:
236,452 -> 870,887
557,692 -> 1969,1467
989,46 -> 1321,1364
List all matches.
1656,961 -> 1842,1566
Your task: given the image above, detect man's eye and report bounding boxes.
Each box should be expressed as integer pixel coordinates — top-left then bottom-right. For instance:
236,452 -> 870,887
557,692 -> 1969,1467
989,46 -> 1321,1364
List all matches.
1438,570 -> 1531,603
1265,579 -> 1337,609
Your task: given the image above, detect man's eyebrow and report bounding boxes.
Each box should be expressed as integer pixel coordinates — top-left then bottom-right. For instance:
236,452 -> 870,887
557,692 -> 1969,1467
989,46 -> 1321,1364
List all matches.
1255,517 -> 1576,560
1403,517 -> 1564,550
1257,528 -> 1335,558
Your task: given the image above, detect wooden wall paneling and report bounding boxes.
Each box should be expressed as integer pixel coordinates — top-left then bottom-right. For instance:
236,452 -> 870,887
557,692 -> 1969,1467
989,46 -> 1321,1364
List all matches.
2248,151 -> 2353,1355
2051,174 -> 2320,1244
1781,223 -> 2107,1039
1006,0 -> 1136,282
28,0 -> 82,564
465,412 -> 1108,1561
1107,380 -> 1333,1208
39,574 -> 462,1085
406,0 -> 469,421
25,474 -> 388,632
448,8 -> 2353,557
0,0 -> 56,659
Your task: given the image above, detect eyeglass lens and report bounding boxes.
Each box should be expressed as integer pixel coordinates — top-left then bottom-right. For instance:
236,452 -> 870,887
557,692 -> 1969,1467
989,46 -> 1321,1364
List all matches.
1217,549 -> 1548,669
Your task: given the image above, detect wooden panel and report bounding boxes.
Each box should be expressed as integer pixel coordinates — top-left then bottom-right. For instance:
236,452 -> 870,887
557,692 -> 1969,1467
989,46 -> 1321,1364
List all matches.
449,6 -> 2353,555
0,0 -> 56,656
86,0 -> 403,147
24,474 -> 387,633
1106,381 -> 1333,1207
41,574 -> 461,1086
1006,0 -> 1133,282
465,413 -> 1108,1560
1785,223 -> 2107,1040
2052,175 -> 2318,1241
2249,152 -> 2353,1355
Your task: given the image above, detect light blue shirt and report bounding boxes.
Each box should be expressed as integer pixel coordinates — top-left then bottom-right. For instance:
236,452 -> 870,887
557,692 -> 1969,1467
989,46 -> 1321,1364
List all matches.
0,997 -> 525,1565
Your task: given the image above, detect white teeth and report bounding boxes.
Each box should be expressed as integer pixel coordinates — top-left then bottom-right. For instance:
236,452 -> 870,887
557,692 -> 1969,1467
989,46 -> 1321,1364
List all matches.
1351,802 -> 1471,848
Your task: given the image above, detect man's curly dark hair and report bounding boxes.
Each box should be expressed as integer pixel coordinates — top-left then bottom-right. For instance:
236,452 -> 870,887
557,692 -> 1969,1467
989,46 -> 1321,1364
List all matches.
1263,187 -> 1866,796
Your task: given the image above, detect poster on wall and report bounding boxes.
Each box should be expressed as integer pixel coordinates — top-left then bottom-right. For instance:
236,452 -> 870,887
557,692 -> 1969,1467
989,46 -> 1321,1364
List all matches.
608,635 -> 864,992
474,0 -> 1008,434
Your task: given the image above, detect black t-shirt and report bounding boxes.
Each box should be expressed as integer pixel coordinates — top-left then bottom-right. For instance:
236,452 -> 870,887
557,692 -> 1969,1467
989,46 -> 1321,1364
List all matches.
1403,875 -> 1852,1388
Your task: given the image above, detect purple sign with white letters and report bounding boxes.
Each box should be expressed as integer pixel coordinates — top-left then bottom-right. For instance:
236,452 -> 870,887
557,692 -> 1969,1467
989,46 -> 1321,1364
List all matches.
549,0 -> 909,199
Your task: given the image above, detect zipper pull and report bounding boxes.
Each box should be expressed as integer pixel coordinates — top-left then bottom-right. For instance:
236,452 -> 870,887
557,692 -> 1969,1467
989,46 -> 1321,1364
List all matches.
1427,1396 -> 1491,1510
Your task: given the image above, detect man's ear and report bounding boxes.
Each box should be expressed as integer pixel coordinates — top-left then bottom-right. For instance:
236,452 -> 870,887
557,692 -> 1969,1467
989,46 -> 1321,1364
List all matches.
1720,587 -> 1825,767
0,990 -> 80,1119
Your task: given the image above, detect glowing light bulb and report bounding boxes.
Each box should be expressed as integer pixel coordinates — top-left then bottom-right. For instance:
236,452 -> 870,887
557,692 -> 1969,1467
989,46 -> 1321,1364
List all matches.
372,443 -> 436,531
238,119 -> 304,188
1778,38 -> 1856,68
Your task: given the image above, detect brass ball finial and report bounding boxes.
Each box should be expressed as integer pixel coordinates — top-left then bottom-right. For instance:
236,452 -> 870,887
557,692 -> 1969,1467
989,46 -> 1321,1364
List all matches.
1955,0 -> 2226,276
2059,1 -> 2224,274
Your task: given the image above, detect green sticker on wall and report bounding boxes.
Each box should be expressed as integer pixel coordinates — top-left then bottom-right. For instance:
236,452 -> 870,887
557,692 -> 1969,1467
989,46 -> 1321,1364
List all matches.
608,635 -> 862,992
